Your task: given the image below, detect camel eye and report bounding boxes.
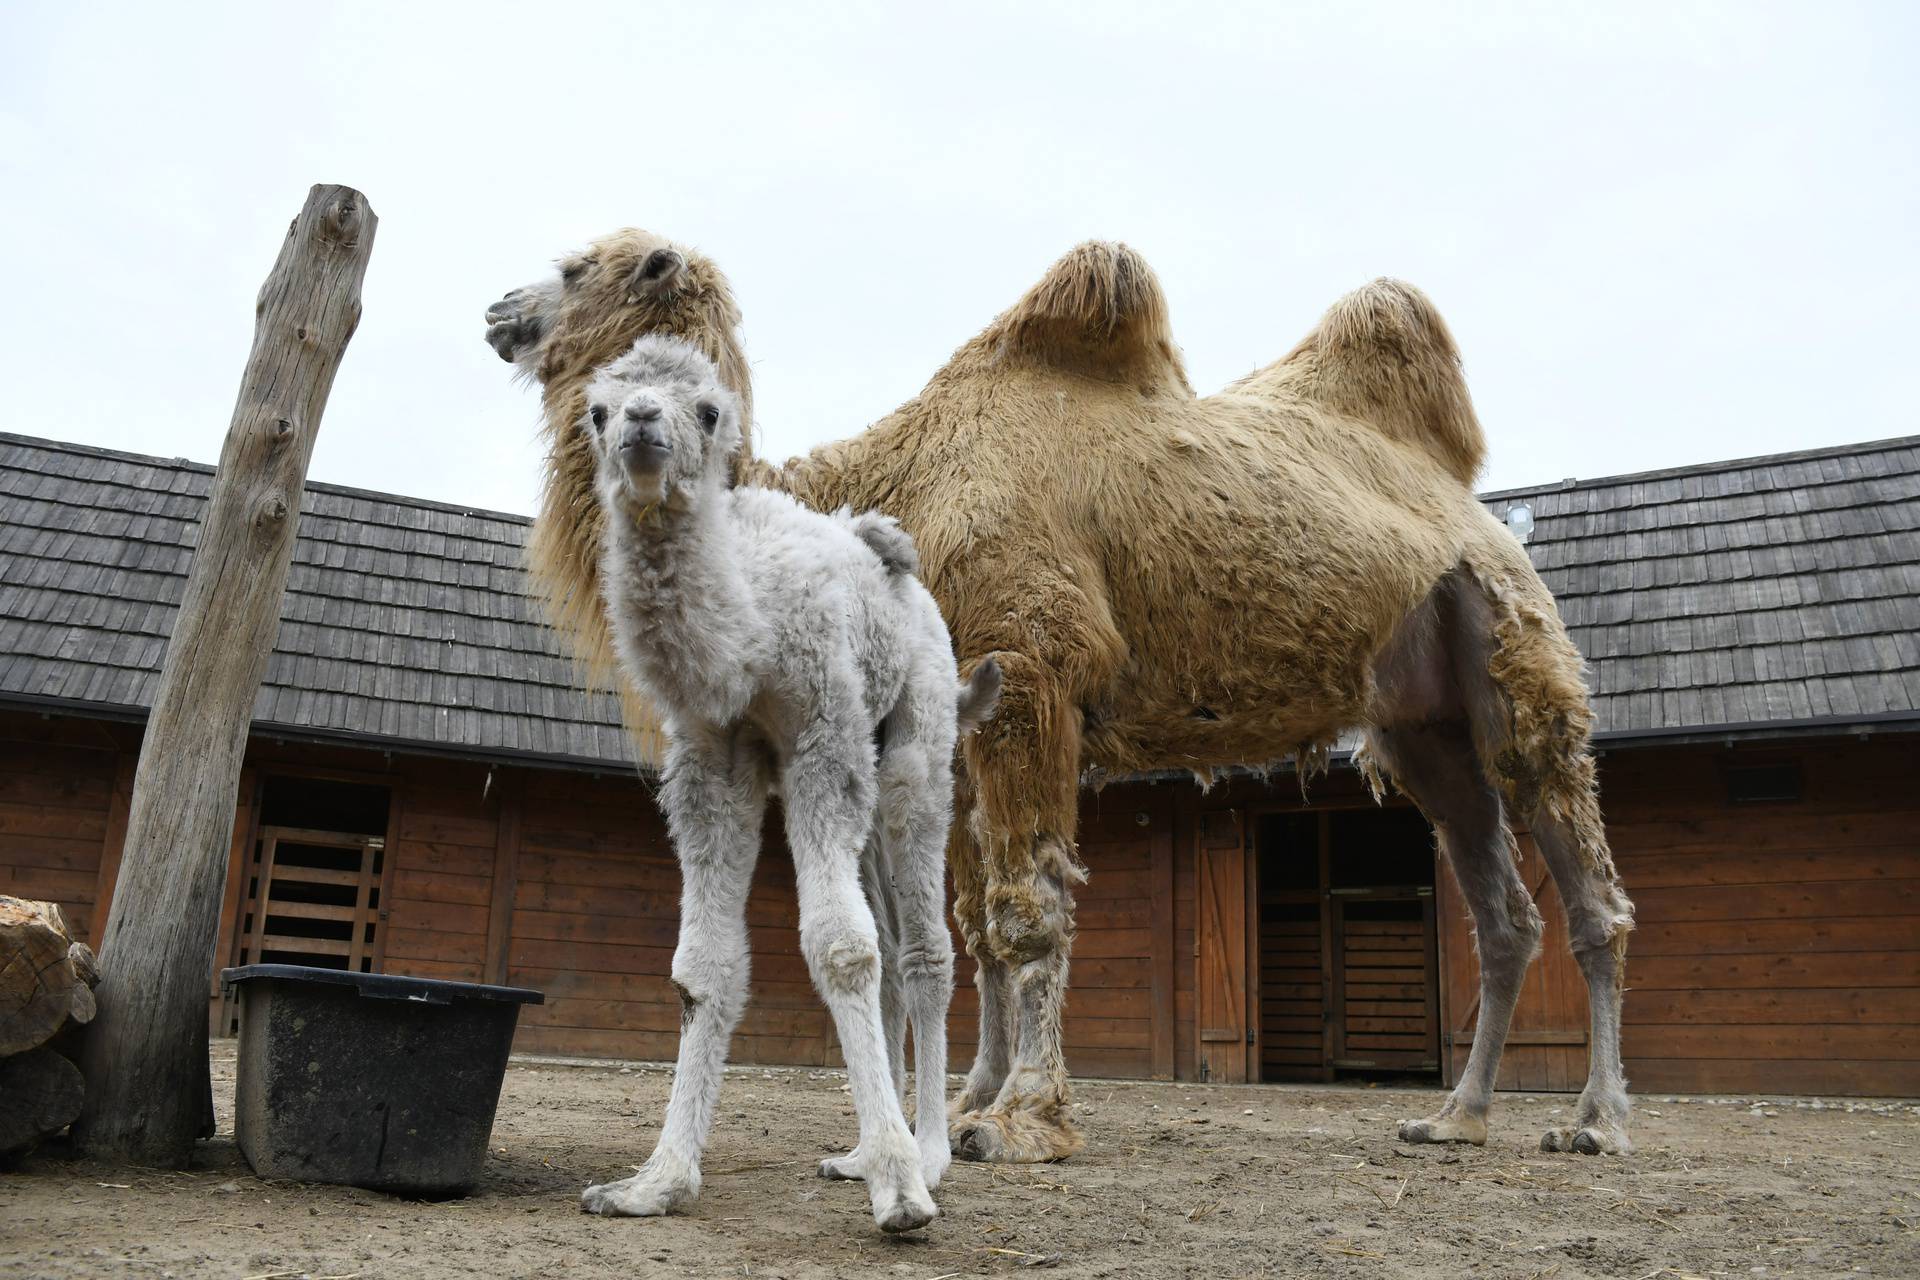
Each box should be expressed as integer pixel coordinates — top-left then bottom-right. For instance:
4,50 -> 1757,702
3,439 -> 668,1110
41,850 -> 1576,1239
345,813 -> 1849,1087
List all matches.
698,403 -> 720,433
589,405 -> 607,432
560,259 -> 588,286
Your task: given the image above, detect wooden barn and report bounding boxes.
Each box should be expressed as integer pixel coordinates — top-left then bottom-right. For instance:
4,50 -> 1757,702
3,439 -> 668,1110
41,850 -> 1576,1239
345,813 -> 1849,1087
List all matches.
1,430 -> 1915,1097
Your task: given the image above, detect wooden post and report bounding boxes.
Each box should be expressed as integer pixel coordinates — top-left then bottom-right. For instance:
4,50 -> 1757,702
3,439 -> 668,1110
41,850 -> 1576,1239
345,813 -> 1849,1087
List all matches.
74,185 -> 376,1164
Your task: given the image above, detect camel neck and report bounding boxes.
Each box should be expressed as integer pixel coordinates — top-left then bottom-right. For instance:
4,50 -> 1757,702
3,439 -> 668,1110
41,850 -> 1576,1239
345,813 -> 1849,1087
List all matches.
599,484 -> 763,725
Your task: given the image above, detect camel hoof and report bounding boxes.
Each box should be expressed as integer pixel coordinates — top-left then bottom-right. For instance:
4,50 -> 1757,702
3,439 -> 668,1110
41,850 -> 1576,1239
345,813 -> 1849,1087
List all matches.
1397,1113 -> 1488,1146
1541,1124 -> 1630,1156
950,1107 -> 1084,1163
950,1112 -> 996,1162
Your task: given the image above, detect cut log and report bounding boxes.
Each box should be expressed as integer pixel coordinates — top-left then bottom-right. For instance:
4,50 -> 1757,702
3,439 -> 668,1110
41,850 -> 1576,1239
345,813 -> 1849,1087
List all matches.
0,1047 -> 87,1155
0,897 -> 82,1056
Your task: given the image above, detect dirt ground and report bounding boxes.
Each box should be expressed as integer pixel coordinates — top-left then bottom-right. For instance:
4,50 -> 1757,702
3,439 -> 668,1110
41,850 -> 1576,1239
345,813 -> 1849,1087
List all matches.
2,1044 -> 1915,1280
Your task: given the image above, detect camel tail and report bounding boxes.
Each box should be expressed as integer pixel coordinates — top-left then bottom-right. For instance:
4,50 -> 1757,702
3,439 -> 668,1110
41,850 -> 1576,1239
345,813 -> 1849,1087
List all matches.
849,510 -> 921,576
956,657 -> 1003,735
1281,278 -> 1487,486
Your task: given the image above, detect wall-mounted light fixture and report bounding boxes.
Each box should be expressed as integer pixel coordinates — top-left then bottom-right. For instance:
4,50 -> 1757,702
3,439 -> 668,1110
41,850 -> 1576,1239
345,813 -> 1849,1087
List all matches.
1505,501 -> 1535,544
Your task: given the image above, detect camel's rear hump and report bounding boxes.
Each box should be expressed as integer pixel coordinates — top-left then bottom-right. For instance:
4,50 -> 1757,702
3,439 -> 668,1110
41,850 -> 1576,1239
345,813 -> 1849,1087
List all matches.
1274,279 -> 1487,486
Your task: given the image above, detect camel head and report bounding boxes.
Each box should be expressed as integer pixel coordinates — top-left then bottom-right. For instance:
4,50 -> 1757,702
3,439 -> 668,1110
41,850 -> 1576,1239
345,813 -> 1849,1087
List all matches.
581,335 -> 742,514
483,228 -> 754,434
487,231 -> 754,748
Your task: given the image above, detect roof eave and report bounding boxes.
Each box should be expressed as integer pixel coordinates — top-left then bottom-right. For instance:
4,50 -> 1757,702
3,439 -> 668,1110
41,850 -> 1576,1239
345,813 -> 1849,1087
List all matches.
0,693 -> 657,780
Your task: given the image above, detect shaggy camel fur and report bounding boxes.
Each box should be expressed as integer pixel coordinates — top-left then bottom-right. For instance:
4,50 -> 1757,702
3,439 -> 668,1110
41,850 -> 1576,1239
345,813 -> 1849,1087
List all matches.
485,231 -> 1637,1163
572,334 -> 1000,1232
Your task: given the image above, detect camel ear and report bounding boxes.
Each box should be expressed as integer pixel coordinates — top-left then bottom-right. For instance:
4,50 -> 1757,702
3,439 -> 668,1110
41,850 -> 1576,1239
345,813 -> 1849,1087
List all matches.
629,248 -> 686,299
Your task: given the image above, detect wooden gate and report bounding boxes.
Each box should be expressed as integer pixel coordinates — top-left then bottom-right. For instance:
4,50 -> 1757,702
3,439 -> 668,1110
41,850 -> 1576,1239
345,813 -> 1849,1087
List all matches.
1327,890 -> 1440,1071
218,824 -> 386,1031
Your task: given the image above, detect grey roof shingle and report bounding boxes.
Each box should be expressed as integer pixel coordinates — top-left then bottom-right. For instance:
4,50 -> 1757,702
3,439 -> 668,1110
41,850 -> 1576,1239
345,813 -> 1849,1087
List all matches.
1482,436 -> 1920,739
1,431 -> 1915,769
0,432 -> 636,769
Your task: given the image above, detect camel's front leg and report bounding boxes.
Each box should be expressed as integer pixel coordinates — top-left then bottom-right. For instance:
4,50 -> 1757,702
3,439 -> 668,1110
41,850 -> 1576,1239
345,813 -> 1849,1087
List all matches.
948,785 -> 1015,1117
582,731 -> 764,1217
949,669 -> 1088,1164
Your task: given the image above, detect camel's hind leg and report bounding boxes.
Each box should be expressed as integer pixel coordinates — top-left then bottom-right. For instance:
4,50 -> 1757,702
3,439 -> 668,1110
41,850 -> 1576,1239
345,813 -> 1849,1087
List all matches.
1371,565 -> 1635,1154
1530,805 -> 1634,1154
1457,563 -> 1635,1155
1365,717 -> 1541,1146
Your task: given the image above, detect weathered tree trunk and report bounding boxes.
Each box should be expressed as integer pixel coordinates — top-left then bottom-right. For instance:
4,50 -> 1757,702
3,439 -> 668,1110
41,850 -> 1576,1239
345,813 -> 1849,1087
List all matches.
73,185 -> 377,1164
0,898 -> 92,1055
0,1048 -> 87,1156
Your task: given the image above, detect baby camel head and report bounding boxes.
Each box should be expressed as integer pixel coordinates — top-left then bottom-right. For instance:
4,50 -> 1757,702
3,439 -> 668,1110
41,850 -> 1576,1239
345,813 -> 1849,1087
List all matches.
582,335 -> 743,513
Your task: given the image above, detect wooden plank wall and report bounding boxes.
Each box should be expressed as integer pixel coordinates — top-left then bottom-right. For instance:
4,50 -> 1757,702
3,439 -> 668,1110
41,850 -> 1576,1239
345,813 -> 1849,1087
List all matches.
380,757 -> 499,983
0,711 -> 126,938
1602,738 -> 1919,1097
24,703 -> 1912,1096
502,769 -> 836,1066
1440,736 -> 1920,1097
500,773 -> 1174,1075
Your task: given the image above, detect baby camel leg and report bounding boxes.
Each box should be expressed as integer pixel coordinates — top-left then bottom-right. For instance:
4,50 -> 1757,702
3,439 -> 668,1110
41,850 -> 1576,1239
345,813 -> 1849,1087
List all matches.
787,744 -> 935,1233
887,734 -> 960,1189
581,732 -> 764,1217
824,688 -> 958,1190
823,823 -> 950,1190
1369,721 -> 1543,1146
860,833 -> 909,1104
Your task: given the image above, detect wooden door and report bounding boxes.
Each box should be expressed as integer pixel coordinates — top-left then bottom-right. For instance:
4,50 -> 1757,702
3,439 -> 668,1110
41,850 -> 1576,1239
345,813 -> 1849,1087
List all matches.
1195,809 -> 1251,1082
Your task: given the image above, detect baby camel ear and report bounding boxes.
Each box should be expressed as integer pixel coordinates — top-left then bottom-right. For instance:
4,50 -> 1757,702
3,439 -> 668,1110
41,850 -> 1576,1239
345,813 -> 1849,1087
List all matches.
628,248 -> 686,300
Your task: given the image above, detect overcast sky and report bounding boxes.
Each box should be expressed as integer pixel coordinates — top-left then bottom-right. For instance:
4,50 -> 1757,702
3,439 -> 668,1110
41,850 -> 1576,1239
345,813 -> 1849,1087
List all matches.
2,2 -> 1914,515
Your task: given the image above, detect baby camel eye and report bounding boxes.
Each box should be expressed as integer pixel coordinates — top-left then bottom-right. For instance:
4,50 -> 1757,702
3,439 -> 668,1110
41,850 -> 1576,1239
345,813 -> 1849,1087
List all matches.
588,405 -> 607,431
698,403 -> 720,433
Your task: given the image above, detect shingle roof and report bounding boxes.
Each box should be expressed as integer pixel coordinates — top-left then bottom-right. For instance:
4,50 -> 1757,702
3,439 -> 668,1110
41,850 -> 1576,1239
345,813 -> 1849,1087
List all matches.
1,431 -> 1915,771
1482,436 -> 1920,739
0,432 -> 636,770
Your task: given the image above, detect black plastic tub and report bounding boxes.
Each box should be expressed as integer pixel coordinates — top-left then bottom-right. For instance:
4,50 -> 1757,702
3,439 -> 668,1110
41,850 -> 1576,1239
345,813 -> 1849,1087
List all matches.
220,964 -> 543,1197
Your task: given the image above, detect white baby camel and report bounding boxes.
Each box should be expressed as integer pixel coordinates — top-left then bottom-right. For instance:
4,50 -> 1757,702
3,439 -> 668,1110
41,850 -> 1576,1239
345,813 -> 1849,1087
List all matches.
575,335 -> 999,1233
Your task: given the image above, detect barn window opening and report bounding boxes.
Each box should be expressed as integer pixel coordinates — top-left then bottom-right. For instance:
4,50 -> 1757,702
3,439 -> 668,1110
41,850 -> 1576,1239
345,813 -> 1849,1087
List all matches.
1725,761 -> 1803,804
221,776 -> 391,1035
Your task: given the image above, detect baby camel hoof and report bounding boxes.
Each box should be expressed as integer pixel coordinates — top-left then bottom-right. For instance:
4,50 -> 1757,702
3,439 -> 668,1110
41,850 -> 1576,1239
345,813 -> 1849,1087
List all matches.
874,1187 -> 938,1234
818,1152 -> 864,1181
1397,1114 -> 1488,1146
580,1170 -> 693,1217
1540,1125 -> 1631,1156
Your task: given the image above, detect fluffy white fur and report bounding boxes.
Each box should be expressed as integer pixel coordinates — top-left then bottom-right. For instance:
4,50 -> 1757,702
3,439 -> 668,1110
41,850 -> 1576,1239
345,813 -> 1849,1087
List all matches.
574,335 -> 998,1234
